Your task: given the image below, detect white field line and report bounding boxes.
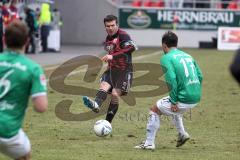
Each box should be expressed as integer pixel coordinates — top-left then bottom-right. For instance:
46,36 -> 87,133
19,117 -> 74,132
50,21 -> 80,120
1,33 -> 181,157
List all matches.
46,51 -> 161,82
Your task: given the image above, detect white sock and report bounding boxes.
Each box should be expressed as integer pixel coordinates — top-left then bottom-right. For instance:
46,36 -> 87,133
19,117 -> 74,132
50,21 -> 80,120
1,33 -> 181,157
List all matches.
145,111 -> 160,146
172,114 -> 186,135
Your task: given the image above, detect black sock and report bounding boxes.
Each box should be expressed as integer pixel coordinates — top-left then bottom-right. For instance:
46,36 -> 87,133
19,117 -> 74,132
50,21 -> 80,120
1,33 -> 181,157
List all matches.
94,89 -> 107,107
106,103 -> 119,123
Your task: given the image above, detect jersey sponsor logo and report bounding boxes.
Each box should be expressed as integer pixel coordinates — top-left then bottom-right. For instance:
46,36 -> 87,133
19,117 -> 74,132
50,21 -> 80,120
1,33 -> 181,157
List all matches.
0,100 -> 15,111
40,74 -> 47,87
105,42 -> 116,53
0,61 -> 26,71
173,53 -> 191,59
122,81 -> 127,90
187,79 -> 200,85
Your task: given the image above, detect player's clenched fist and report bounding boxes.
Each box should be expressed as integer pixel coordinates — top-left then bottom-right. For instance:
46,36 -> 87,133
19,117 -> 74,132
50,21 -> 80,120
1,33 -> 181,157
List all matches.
101,54 -> 113,62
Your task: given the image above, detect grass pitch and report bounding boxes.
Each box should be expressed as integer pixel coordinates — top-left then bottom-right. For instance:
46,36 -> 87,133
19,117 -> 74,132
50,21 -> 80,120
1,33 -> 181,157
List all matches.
1,48 -> 240,160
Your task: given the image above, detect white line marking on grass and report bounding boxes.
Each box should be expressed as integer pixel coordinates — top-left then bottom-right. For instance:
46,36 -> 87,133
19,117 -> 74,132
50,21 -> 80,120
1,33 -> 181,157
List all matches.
46,51 -> 161,82
133,51 -> 161,61
45,51 -> 161,71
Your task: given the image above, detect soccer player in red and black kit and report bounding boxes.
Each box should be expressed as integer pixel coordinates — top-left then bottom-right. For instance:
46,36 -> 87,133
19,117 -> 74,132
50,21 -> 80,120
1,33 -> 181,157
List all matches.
82,15 -> 137,123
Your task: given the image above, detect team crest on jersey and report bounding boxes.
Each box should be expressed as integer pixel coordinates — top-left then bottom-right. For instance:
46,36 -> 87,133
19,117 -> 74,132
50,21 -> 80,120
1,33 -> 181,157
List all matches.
105,42 -> 116,52
40,74 -> 47,86
122,82 -> 127,90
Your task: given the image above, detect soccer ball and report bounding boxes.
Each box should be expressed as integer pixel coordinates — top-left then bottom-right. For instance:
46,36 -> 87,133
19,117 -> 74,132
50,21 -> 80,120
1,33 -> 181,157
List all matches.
93,120 -> 112,137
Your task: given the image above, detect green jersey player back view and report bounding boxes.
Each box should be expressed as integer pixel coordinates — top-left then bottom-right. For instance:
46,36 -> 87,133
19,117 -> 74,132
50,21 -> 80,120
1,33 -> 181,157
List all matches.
135,31 -> 203,150
0,20 -> 48,160
160,48 -> 202,105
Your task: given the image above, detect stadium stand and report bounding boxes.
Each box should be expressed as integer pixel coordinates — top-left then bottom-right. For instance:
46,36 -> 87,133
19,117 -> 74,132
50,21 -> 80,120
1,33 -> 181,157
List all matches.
131,0 -> 164,7
131,0 -> 142,7
113,0 -> 240,9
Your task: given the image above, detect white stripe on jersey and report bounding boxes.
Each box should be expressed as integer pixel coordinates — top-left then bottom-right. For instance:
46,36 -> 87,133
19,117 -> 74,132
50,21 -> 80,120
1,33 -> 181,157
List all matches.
31,92 -> 47,98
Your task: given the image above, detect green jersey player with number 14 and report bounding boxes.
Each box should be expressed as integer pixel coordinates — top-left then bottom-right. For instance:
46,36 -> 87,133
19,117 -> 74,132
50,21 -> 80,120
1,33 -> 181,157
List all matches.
0,20 -> 48,160
135,31 -> 203,150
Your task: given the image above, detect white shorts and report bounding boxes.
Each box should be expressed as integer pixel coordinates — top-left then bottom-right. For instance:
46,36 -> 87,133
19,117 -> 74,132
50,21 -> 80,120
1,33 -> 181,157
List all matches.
0,129 -> 31,159
156,96 -> 197,116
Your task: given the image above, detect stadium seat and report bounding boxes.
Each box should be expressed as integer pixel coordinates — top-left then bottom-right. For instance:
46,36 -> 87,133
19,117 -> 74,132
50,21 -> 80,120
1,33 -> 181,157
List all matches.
155,0 -> 164,7
227,1 -> 238,9
131,0 -> 142,7
143,0 -> 152,7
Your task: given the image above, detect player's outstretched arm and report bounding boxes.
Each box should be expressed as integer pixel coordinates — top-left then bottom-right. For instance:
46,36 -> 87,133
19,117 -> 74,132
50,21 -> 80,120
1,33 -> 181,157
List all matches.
101,54 -> 113,62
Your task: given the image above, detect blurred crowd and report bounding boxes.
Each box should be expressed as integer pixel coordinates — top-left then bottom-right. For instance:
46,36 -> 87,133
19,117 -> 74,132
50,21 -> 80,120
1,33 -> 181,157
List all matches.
0,0 -> 62,54
113,0 -> 240,9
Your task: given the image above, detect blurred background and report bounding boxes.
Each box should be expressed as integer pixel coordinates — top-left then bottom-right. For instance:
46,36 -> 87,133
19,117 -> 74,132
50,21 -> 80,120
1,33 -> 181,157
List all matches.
0,0 -> 239,52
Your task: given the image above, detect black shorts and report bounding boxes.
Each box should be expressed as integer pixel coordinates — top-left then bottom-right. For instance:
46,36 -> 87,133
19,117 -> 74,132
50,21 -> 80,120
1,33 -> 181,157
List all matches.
100,69 -> 133,95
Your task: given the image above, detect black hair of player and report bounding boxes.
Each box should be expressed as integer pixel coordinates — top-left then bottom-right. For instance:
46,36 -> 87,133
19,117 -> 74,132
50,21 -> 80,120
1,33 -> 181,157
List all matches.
162,31 -> 178,48
104,15 -> 118,25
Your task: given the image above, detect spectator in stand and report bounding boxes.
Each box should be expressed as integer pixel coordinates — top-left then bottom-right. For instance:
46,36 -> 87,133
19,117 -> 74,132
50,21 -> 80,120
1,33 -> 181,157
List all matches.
222,0 -> 231,8
24,6 -> 38,54
2,1 -> 11,27
39,3 -> 51,53
35,7 -> 41,19
1,0 -> 19,28
51,8 -> 62,30
9,0 -> 19,21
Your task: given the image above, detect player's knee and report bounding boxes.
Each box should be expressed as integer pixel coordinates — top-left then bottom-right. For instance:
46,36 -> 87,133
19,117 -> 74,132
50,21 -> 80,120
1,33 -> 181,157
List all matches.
111,89 -> 121,101
150,105 -> 161,115
99,82 -> 110,91
111,92 -> 119,97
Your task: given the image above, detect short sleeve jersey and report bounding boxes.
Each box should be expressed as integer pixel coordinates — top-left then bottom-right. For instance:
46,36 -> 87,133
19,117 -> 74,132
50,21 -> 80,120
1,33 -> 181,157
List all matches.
0,50 -> 47,138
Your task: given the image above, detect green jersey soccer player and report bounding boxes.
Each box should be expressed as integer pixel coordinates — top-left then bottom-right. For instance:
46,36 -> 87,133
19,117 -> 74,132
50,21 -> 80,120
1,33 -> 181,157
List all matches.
135,31 -> 203,150
0,20 -> 48,160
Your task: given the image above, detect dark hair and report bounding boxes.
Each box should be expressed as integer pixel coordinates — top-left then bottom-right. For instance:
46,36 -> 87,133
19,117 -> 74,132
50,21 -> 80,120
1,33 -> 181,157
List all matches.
162,31 -> 178,48
5,20 -> 29,49
103,15 -> 118,24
